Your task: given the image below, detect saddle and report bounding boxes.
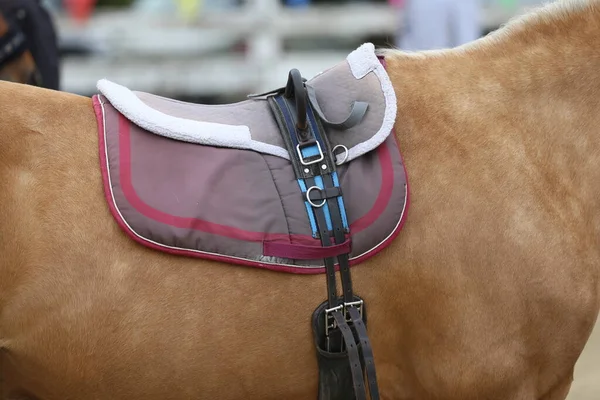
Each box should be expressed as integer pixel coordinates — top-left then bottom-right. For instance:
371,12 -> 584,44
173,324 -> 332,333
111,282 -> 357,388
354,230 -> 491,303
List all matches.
93,42 -> 409,400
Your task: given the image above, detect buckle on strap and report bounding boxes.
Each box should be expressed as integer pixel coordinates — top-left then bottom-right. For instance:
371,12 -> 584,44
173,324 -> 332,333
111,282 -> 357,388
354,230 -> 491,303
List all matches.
296,140 -> 324,166
344,300 -> 364,322
306,186 -> 326,208
324,304 -> 344,336
324,300 -> 364,337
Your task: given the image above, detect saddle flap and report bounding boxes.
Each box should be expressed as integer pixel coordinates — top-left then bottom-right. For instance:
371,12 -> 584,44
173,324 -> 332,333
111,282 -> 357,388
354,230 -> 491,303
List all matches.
96,43 -> 396,163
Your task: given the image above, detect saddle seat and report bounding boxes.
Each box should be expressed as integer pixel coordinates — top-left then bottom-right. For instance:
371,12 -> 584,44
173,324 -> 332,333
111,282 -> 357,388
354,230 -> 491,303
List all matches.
93,43 -> 409,273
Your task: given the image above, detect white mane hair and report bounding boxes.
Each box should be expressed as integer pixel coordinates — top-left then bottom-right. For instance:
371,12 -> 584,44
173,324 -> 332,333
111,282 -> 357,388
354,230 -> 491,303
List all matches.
378,0 -> 598,58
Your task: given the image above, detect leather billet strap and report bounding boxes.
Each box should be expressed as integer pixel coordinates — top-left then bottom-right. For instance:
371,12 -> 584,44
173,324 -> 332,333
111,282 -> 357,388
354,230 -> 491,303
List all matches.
267,69 -> 380,400
308,175 -> 367,398
348,306 -> 379,399
311,297 -> 369,400
0,15 -> 28,65
333,310 -> 366,400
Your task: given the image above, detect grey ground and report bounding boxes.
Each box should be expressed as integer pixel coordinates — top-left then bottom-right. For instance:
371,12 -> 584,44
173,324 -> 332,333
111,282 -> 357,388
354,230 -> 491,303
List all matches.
568,320 -> 600,399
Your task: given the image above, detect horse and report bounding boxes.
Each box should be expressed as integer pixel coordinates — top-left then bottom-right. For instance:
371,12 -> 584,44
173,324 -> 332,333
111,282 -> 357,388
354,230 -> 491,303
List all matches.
0,0 -> 60,88
1,0 -> 599,399
0,9 -> 38,84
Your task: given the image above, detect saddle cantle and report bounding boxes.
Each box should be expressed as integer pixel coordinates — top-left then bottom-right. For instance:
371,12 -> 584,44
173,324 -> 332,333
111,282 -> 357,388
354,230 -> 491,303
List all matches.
93,42 -> 409,400
92,43 -> 409,274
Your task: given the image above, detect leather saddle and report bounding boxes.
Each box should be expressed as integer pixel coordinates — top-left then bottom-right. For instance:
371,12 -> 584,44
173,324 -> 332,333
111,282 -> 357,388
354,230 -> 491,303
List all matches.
92,42 -> 409,400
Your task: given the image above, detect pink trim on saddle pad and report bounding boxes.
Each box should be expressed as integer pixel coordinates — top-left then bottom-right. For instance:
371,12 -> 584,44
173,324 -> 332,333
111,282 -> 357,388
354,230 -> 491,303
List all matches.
264,239 -> 352,260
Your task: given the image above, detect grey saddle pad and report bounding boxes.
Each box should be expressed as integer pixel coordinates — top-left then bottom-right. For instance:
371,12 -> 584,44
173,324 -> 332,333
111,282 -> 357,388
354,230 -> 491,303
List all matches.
93,43 -> 409,273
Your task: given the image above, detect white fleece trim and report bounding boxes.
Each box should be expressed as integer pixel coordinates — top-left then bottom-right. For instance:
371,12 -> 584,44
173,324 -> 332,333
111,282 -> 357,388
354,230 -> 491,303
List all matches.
96,42 -> 396,162
97,79 -> 291,159
345,43 -> 398,163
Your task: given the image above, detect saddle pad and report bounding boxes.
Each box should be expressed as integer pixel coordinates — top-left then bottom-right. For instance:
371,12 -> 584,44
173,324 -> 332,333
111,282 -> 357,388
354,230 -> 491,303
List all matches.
92,44 -> 409,274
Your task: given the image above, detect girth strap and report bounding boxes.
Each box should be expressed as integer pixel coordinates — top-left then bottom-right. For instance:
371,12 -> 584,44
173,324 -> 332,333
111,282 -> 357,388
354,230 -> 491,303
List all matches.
349,306 -> 380,399
267,68 -> 380,400
332,310 -> 366,400
310,191 -> 367,397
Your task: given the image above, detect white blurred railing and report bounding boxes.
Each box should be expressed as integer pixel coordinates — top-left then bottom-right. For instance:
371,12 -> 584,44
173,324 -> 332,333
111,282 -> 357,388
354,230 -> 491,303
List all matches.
55,0 -> 534,97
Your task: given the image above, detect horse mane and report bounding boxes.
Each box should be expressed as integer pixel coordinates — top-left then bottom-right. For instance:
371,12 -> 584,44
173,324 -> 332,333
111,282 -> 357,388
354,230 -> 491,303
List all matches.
483,0 -> 599,43
380,0 -> 600,57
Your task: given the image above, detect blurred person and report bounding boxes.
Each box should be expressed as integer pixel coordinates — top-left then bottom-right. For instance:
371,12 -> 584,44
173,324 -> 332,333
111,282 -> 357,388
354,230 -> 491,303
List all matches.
391,0 -> 481,51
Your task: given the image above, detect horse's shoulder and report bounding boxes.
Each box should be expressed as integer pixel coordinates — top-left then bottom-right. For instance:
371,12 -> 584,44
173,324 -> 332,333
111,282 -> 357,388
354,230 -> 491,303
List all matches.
0,82 -> 94,158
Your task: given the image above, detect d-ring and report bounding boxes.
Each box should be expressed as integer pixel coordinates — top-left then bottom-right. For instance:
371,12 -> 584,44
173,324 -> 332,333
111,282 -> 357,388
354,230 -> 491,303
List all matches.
332,144 -> 349,165
306,186 -> 326,208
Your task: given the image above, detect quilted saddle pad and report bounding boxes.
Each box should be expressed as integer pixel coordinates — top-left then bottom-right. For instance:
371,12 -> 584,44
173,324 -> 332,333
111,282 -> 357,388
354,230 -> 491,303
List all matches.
92,43 -> 409,273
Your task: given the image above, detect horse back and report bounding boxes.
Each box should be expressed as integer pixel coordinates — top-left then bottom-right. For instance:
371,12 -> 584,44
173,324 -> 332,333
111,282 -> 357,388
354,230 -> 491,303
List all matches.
0,81 -> 96,302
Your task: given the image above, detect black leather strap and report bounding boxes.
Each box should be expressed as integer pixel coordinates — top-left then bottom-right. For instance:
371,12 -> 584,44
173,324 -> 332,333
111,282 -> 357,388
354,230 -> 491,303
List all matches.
322,173 -> 379,398
306,176 -> 339,308
268,68 -> 380,400
311,297 -> 368,400
348,306 -> 380,400
309,175 -> 368,400
321,173 -> 353,303
332,310 -> 367,400
304,186 -> 343,202
284,68 -> 309,133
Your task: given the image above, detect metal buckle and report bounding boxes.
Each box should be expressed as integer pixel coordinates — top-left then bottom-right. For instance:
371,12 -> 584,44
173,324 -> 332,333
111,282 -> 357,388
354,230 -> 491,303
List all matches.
306,186 -> 326,208
332,144 -> 349,165
344,299 -> 364,322
324,304 -> 344,352
324,301 -> 364,352
296,141 -> 324,166
324,304 -> 343,336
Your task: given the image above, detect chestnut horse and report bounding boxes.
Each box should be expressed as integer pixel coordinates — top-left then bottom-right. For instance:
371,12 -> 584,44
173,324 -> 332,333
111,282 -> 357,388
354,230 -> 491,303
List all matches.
1,0 -> 599,399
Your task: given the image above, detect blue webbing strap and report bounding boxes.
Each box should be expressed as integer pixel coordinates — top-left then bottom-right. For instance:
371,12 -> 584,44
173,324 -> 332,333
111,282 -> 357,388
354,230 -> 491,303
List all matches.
297,179 -> 319,236
332,172 -> 349,230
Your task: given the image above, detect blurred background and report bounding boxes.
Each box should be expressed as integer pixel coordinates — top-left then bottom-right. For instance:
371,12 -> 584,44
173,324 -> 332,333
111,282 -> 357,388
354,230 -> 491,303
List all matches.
46,0 -> 544,103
